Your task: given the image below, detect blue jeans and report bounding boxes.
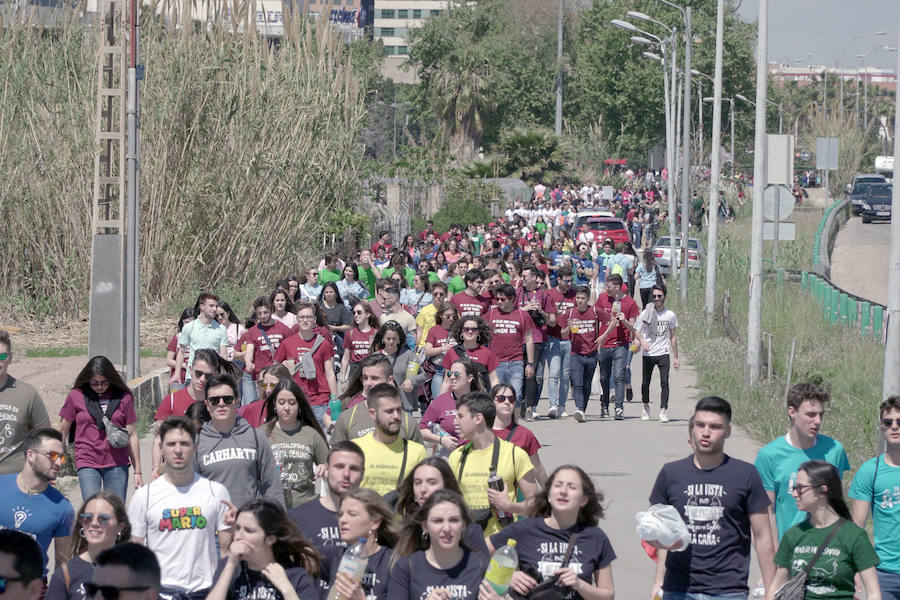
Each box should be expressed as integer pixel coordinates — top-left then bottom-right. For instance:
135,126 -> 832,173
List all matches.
878,569 -> 900,600
311,404 -> 329,429
77,465 -> 130,502
546,338 -> 571,410
570,352 -> 597,412
524,342 -> 546,408
663,593 -> 747,600
598,345 -> 628,410
608,349 -> 633,395
431,366 -> 445,400
241,371 -> 258,406
496,360 -> 525,404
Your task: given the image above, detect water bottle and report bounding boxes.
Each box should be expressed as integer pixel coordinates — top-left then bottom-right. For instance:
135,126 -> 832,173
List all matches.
431,423 -> 449,457
405,347 -> 425,378
326,538 -> 369,600
487,471 -> 514,526
484,539 -> 518,595
329,395 -> 342,421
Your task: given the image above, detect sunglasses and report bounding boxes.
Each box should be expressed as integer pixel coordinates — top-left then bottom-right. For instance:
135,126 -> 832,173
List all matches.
882,418 -> 900,428
89,379 -> 110,388
493,394 -> 516,403
0,352 -> 8,361
81,512 -> 113,526
462,327 -> 479,333
261,382 -> 277,390
33,450 -> 67,464
792,483 -> 814,494
208,395 -> 236,406
652,294 -> 665,299
446,371 -> 464,378
0,576 -> 31,594
85,583 -> 152,600
192,370 -> 214,380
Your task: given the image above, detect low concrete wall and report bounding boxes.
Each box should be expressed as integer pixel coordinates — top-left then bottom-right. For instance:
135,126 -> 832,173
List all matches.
128,367 -> 169,414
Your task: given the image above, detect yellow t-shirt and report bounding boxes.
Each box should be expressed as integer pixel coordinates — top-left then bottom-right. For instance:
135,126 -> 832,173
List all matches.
448,438 -> 533,536
416,303 -> 439,341
355,433 -> 428,496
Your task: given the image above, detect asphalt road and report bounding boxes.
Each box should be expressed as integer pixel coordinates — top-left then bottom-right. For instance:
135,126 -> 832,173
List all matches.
830,215 -> 891,306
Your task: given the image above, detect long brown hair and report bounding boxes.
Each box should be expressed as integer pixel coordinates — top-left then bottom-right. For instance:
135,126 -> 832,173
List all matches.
394,490 -> 472,559
236,500 -> 321,576
70,491 -> 131,558
395,457 -> 463,518
528,465 -> 605,526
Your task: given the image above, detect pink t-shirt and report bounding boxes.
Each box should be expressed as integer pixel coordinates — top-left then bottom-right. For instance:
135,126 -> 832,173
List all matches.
419,392 -> 460,437
451,292 -> 488,317
274,333 -> 334,405
484,306 -> 534,362
60,388 -> 137,469
346,327 -> 376,363
442,345 -> 499,373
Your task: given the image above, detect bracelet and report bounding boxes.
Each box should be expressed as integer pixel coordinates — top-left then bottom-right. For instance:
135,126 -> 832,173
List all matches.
135,472 -> 142,475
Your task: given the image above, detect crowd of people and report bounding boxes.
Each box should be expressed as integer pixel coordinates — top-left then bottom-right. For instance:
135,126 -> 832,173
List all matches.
0,184 -> 896,600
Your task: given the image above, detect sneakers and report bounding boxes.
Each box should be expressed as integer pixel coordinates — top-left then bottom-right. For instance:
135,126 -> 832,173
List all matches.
614,407 -> 624,420
547,406 -> 558,419
574,410 -> 586,423
641,408 -> 650,421
659,409 -> 670,423
600,407 -> 610,419
560,411 -> 569,418
626,388 -> 634,402
525,407 -> 535,422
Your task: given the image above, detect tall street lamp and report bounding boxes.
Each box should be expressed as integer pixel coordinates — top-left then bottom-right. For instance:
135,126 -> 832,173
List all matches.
735,93 -> 782,135
838,31 -> 886,114
704,96 -> 735,182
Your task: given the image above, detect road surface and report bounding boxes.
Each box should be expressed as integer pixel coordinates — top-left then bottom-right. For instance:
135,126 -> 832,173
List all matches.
830,215 -> 890,306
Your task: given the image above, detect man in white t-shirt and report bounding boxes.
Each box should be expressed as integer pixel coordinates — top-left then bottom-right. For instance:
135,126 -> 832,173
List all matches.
128,417 -> 232,600
635,285 -> 679,423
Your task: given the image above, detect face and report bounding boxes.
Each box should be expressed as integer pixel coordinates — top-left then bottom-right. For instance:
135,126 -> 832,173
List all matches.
447,361 -> 473,394
424,501 -> 464,551
338,497 -> 380,543
603,243 -> 614,254
460,320 -> 479,343
255,305 -> 273,325
361,365 -> 393,396
578,245 -> 588,256
487,273 -> 503,289
454,405 -> 479,439
80,498 -> 124,549
201,299 -> 218,320
326,450 -> 364,496
382,292 -> 398,310
791,469 -> 821,512
233,512 -> 273,559
215,307 -> 228,325
558,273 -> 573,293
414,275 -> 425,290
605,279 -> 622,298
27,437 -> 65,482
343,265 -> 355,280
257,372 -> 280,399
274,390 -> 299,424
689,411 -> 731,456
381,330 -> 401,353
466,277 -> 482,294
0,551 -> 40,600
297,309 -> 317,332
548,468 -> 588,513
882,409 -> 900,445
88,374 -> 110,395
273,293 -> 287,312
492,387 -> 516,418
323,287 -> 337,302
352,306 -> 368,326
160,427 -> 195,471
432,288 -> 447,305
439,309 -> 455,327
788,400 -> 824,440
205,383 -> 237,424
495,293 -> 514,311
307,269 -> 318,283
288,280 -> 299,295
652,289 -> 666,308
413,465 -> 445,505
575,292 -> 589,310
190,360 -> 215,398
372,395 -> 403,436
88,564 -> 151,600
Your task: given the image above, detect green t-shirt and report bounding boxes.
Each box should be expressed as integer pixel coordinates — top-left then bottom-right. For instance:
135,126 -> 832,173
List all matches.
318,267 -> 342,285
447,275 -> 466,295
774,520 -> 879,600
469,233 -> 485,253
381,266 -> 416,287
359,266 -> 378,299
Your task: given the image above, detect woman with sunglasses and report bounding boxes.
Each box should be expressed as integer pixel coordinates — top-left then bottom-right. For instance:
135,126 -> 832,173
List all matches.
209,500 -> 321,600
420,358 -> 482,458
47,491 -> 132,600
59,356 -> 142,500
298,267 -> 323,303
422,300 -> 457,400
165,307 -> 196,391
263,379 -> 328,509
439,316 -> 498,395
236,363 -> 292,428
340,302 -> 379,386
490,384 -> 547,486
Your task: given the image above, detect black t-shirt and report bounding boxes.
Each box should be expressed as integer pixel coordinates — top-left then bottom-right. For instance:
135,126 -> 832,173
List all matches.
212,560 -> 319,600
489,518 -> 616,600
46,557 -> 93,600
388,549 -> 488,600
464,522 -> 489,557
324,545 -> 392,600
288,499 -> 345,556
649,454 -> 771,595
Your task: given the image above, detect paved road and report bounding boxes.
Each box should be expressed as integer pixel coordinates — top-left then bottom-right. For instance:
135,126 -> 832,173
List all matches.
830,216 -> 890,306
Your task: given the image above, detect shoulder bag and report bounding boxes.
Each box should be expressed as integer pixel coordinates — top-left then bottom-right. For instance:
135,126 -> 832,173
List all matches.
509,532 -> 580,600
773,519 -> 847,600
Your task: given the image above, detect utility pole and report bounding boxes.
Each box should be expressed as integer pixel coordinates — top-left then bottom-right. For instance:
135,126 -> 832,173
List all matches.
883,11 -> 900,400
555,0 -> 563,136
746,0 -> 767,384
125,0 -> 141,380
678,6 -> 692,302
668,30 -> 679,288
704,0 -> 724,321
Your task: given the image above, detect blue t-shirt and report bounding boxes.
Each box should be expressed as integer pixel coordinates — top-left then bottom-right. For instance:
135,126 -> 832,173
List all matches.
573,257 -> 594,286
849,455 -> 900,573
634,262 -> 660,289
649,454 -> 771,595
0,473 -> 74,572
754,434 -> 851,540
388,548 -> 488,600
595,254 -> 614,284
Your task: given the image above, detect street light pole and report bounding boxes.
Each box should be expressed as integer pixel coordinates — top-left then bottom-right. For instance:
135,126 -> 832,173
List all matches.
884,10 -> 900,400
839,31 -> 886,116
704,0 -> 724,322
555,0 -> 563,136
678,6 -> 692,302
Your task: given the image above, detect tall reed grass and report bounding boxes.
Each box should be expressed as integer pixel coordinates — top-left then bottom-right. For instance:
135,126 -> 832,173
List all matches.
0,9 -> 370,322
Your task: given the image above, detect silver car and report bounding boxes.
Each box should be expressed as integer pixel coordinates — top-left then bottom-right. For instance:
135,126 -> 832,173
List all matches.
653,237 -> 705,275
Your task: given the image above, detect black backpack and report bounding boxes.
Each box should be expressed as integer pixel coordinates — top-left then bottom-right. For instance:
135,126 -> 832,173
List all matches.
453,345 -> 491,391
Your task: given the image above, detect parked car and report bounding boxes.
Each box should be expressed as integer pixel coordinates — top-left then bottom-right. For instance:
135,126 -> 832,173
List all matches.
848,182 -> 876,215
654,237 -> 705,275
571,211 -> 629,246
859,183 -> 893,224
846,173 -> 886,195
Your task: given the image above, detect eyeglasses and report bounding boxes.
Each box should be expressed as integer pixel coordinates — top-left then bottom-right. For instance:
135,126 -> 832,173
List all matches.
208,395 -> 236,406
85,583 -> 152,600
0,352 -> 8,361
493,394 -> 516,404
0,576 -> 32,594
33,450 -> 67,464
793,483 -> 814,495
192,370 -> 214,380
462,327 -> 479,333
298,314 -> 316,320
261,382 -> 277,391
652,294 -> 665,299
89,379 -> 110,388
353,310 -> 366,315
446,371 -> 464,378
882,418 -> 900,428
560,279 -> 573,284
80,513 -> 113,526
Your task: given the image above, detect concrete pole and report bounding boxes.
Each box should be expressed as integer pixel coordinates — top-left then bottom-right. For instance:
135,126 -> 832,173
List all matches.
679,6 -> 692,302
555,0 -> 563,136
730,98 -> 735,182
746,0 -> 767,385
697,81 -> 703,167
704,0 -> 724,320
668,29 -> 679,289
125,0 -> 140,380
883,13 -> 900,400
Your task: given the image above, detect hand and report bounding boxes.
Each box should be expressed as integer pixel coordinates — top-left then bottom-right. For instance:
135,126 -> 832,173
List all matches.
314,463 -> 327,479
478,581 -> 504,600
340,370 -> 348,383
169,373 -> 179,384
150,465 -> 162,481
673,357 -> 680,370
553,567 -> 580,589
508,570 -> 539,596
221,499 -> 238,527
245,361 -> 255,374
642,340 -> 650,352
525,364 -> 535,378
651,582 -> 663,600
647,538 -> 683,550
440,435 -> 460,451
262,562 -> 292,592
486,487 -> 512,512
227,539 -> 253,565
401,380 -> 414,393
332,572 -> 364,600
134,473 -> 144,489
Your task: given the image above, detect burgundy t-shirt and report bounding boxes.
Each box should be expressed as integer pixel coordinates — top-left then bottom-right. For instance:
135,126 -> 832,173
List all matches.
451,291 -> 489,317
493,423 -> 541,456
167,334 -> 189,383
242,321 -> 293,378
442,345 -> 499,373
545,287 -> 577,338
484,306 -> 534,362
274,333 -> 334,405
595,292 -> 640,348
420,392 -> 459,437
346,327 -> 376,363
425,325 -> 451,349
515,287 -> 555,343
60,388 -> 137,469
154,387 -> 196,420
238,400 -> 268,428
561,306 -> 601,355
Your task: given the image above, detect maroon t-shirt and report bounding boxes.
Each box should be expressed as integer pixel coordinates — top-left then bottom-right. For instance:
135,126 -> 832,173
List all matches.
451,291 -> 489,317
561,306 -> 601,355
484,306 -> 534,362
420,392 -> 460,437
515,287 -> 555,344
545,287 -> 577,339
238,400 -> 268,428
442,345 -> 499,373
493,423 -> 541,456
60,388 -> 137,469
154,387 -> 196,420
243,321 -> 293,378
345,327 -> 376,363
274,333 -> 334,405
595,292 -> 640,348
167,334 -> 189,383
425,325 -> 451,349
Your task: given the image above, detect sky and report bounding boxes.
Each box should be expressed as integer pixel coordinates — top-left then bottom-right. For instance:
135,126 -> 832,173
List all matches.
736,0 -> 899,71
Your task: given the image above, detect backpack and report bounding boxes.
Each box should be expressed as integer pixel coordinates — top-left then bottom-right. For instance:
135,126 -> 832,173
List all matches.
610,258 -> 625,278
453,345 -> 491,391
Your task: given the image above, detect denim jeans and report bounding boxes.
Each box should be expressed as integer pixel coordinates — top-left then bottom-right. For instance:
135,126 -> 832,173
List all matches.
241,371 -> 258,406
608,351 -> 633,397
77,464 -> 130,502
430,366 -> 445,400
496,360 -> 525,404
878,569 -> 900,600
570,352 -> 597,412
663,593 -> 747,600
311,404 -> 329,429
598,345 -> 628,410
524,342 -> 546,408
545,338 -> 571,411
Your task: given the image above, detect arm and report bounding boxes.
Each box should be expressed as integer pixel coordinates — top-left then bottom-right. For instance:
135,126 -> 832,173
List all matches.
339,346 -> 352,382
670,328 -> 679,369
150,427 -> 163,479
529,452 -> 547,487
170,347 -> 184,383
858,567 -> 882,600
53,537 -> 70,568
57,418 -> 72,450
217,528 -> 233,557
763,567 -> 791,600
323,358 -> 337,429
126,423 -> 143,489
556,566 -> 613,600
749,510 -> 777,590
851,498 -> 870,528
652,549 -> 667,600
524,330 -> 535,378
244,343 -> 256,375
491,471 -> 538,515
764,490 -> 778,549
165,349 -> 178,369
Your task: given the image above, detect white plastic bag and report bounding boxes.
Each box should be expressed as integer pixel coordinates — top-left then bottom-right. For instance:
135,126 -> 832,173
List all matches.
635,504 -> 691,552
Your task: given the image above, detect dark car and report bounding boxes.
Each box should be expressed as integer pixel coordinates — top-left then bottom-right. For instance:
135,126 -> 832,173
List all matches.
859,183 -> 893,224
848,182 -> 876,215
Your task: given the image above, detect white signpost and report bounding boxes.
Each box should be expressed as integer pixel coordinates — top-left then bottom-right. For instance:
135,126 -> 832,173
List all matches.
766,135 -> 796,259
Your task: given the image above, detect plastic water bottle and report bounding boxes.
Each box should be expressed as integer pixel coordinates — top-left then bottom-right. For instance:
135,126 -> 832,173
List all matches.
405,347 -> 425,378
326,538 -> 369,600
329,395 -> 342,421
484,539 -> 518,595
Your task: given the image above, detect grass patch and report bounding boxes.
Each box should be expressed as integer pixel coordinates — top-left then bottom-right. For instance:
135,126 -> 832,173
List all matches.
672,192 -> 883,472
24,347 -> 87,358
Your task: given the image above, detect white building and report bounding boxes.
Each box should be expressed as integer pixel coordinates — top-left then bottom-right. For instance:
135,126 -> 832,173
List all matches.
373,0 -> 448,56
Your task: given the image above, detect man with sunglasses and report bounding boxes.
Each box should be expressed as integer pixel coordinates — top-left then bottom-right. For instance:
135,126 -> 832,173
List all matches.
754,382 -> 850,542
170,293 -> 228,386
88,543 -> 160,600
0,428 -> 73,574
850,396 -> 900,600
0,530 -> 44,600
635,284 -> 679,423
0,330 -> 50,476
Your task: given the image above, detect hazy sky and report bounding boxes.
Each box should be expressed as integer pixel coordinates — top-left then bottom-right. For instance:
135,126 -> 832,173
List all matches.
736,0 -> 899,71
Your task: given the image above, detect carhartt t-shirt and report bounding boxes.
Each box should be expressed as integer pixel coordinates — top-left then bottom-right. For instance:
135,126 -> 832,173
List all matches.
484,307 -> 534,362
0,473 -> 73,572
849,455 -> 900,573
355,433 -> 427,496
0,377 -> 50,475
389,549 -> 488,600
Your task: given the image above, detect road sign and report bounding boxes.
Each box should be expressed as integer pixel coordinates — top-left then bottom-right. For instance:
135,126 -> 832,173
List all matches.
763,221 -> 795,241
767,134 -> 794,185
799,149 -> 811,160
816,137 -> 839,170
763,184 -> 795,221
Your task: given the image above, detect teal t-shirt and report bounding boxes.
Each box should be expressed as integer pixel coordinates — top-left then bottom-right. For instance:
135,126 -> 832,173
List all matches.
754,434 -> 851,539
849,455 -> 900,573
774,520 -> 879,600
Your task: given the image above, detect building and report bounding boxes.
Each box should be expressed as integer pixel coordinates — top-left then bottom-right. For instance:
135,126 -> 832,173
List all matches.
768,62 -> 896,92
373,0 -> 449,57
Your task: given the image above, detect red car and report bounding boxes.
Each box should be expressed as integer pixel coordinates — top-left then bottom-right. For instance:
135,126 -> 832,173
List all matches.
572,212 -> 630,246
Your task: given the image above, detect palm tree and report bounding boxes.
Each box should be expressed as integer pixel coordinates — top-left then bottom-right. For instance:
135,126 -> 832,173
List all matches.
498,127 -> 573,185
